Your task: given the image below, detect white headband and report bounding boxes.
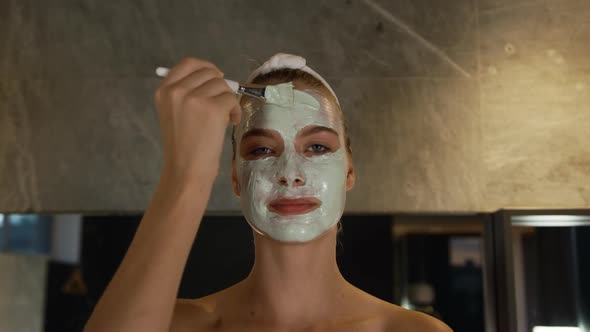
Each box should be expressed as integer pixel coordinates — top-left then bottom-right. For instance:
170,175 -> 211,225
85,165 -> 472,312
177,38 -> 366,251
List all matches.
247,53 -> 340,105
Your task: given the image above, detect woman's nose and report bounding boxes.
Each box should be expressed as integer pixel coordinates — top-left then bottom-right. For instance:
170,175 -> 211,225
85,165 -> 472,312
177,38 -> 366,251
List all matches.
278,175 -> 305,187
276,154 -> 306,187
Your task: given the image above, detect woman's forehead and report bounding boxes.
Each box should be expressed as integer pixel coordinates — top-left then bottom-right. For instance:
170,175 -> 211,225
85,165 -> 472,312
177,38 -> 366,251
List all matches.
240,106 -> 341,140
239,81 -> 338,112
237,86 -> 343,142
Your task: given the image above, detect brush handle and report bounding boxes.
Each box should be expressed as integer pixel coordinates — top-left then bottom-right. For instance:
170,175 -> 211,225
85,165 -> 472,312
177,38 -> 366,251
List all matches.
155,67 -> 239,93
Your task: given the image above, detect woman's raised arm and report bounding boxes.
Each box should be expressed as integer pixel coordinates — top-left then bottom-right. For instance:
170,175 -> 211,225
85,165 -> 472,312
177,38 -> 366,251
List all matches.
84,57 -> 241,332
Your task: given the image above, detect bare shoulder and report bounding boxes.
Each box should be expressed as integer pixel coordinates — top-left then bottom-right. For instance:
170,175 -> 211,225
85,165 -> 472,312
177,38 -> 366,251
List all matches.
381,303 -> 453,332
347,286 -> 452,332
344,285 -> 451,332
170,295 -> 221,332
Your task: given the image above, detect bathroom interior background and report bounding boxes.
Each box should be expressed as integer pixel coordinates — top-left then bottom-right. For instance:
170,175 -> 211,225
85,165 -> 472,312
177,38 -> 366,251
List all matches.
1,0 -> 589,331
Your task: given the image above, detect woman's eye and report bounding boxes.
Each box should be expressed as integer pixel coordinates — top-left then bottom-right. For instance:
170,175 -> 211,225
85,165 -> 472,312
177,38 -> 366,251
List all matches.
251,147 -> 273,156
307,144 -> 330,154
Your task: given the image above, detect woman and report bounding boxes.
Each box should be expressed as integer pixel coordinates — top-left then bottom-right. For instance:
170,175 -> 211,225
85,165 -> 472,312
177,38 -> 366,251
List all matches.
84,54 -> 452,332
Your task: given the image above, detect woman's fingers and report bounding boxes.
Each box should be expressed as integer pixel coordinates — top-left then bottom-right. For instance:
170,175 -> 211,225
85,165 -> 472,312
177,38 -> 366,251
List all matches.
153,56 -> 241,186
160,57 -> 223,87
211,92 -> 241,122
229,104 -> 242,125
191,77 -> 233,97
212,92 -> 240,112
165,68 -> 223,100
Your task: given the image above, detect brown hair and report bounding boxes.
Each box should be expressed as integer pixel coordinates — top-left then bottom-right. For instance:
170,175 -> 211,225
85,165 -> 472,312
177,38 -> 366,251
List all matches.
231,68 -> 352,159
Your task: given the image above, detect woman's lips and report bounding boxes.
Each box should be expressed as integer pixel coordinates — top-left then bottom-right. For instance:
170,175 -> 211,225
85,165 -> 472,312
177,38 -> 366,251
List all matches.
268,197 -> 321,216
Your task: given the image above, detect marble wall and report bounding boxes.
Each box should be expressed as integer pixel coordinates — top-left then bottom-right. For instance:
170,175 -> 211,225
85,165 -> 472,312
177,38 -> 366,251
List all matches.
0,0 -> 588,213
0,253 -> 48,332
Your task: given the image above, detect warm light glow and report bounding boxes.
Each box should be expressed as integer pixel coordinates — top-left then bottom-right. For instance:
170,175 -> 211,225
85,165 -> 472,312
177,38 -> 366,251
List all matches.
512,215 -> 590,227
532,327 -> 581,332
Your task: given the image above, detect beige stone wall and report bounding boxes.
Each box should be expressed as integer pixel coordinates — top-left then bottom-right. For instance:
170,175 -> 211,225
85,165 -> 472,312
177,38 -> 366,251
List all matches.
0,0 -> 588,213
0,253 -> 48,332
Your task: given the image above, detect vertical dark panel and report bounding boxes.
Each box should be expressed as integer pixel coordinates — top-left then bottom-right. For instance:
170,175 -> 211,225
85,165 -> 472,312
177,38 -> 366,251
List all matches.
405,233 -> 484,332
522,232 -> 539,332
447,253 -> 484,332
427,235 -> 450,319
44,262 -> 92,332
81,216 -> 140,302
178,216 -> 254,298
482,215 -> 498,332
337,215 -> 394,302
576,227 -> 590,330
492,211 -> 517,332
534,228 -> 577,326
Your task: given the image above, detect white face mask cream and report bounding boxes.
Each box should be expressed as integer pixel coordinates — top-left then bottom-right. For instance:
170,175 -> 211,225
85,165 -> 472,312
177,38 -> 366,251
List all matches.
235,83 -> 348,243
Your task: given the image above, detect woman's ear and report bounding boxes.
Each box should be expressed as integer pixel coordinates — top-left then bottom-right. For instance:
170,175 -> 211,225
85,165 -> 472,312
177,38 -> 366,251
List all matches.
346,156 -> 355,191
231,159 -> 240,197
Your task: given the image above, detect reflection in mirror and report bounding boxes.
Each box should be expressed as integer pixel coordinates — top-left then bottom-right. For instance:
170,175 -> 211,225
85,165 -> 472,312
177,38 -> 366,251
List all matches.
0,214 -> 4,249
511,215 -> 590,332
13,212 -> 590,332
1,214 -> 51,254
393,215 -> 487,332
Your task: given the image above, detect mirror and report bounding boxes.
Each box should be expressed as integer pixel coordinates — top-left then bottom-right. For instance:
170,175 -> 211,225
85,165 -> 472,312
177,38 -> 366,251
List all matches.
510,215 -> 590,332
393,215 -> 488,332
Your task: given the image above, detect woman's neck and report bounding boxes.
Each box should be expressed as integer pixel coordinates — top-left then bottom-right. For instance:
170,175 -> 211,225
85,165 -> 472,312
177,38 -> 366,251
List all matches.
240,226 -> 350,325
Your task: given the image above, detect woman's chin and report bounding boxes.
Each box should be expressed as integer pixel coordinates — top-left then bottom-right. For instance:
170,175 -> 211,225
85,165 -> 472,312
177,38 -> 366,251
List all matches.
247,217 -> 337,243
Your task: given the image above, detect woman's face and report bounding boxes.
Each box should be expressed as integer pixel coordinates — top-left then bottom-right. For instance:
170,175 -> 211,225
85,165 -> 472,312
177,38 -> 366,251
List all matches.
232,82 -> 354,242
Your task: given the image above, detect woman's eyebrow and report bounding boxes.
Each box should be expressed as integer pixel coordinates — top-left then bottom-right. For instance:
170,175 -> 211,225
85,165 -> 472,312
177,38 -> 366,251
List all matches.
299,126 -> 339,138
241,128 -> 276,141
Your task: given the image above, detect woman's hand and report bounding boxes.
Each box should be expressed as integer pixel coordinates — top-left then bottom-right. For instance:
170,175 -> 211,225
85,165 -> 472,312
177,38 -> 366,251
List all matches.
154,57 -> 241,187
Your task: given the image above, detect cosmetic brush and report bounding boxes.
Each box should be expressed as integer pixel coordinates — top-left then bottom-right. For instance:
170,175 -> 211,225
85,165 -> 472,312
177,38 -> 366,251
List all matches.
155,67 -> 266,101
